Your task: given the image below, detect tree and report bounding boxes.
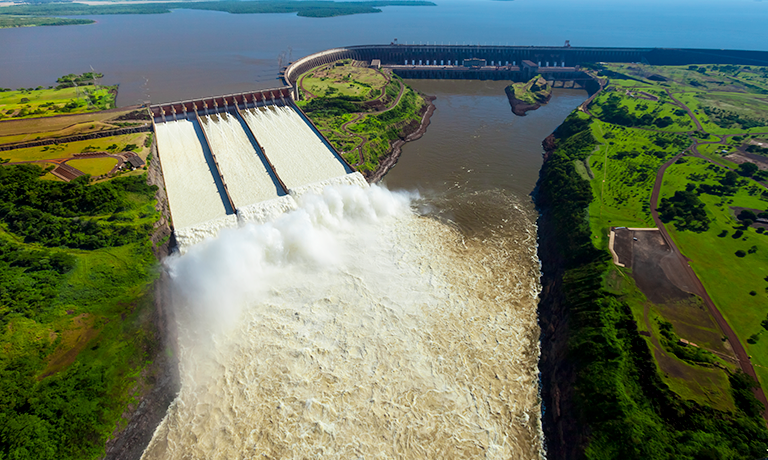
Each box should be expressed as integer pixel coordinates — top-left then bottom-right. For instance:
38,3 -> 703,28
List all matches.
738,162 -> 759,177
739,210 -> 758,221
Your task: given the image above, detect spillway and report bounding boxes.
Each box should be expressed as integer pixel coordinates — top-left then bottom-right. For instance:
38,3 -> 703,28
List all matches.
199,112 -> 283,207
154,119 -> 232,230
241,105 -> 350,190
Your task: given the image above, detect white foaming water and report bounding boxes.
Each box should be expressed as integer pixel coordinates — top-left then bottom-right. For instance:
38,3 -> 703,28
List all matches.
242,105 -> 350,189
199,112 -> 282,208
288,171 -> 369,199
173,214 -> 239,250
143,183 -> 543,460
155,119 -> 230,230
236,195 -> 298,225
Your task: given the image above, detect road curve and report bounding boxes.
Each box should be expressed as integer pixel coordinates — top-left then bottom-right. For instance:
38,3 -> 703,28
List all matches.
650,151 -> 768,420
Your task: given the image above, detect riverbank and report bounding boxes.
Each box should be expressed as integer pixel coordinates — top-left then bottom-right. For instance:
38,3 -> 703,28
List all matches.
535,103 -> 768,457
103,138 -> 178,459
368,94 -> 435,183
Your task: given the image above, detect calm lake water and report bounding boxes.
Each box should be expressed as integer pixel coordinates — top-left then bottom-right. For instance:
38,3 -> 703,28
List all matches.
0,0 -> 766,105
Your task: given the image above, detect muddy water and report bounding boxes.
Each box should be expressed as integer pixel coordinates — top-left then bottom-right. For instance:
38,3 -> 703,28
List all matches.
142,83 -> 586,459
386,81 -> 587,234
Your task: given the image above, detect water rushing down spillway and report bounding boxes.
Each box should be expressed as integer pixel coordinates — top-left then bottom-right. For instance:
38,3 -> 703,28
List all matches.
199,112 -> 283,207
242,105 -> 350,190
142,183 -> 543,460
154,119 -> 231,230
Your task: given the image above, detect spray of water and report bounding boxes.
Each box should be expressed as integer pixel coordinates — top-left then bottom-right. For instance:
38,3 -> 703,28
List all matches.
142,182 -> 543,460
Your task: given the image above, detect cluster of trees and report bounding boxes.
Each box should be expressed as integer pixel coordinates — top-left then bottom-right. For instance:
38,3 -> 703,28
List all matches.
702,106 -> 767,130
0,238 -> 75,325
658,190 -> 710,232
0,164 -> 157,249
657,320 -> 716,365
55,72 -> 103,89
745,144 -> 768,155
595,94 -> 677,128
0,166 -> 159,459
538,113 -> 768,458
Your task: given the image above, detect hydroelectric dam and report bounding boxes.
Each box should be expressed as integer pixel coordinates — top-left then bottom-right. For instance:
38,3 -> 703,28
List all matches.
151,44 -> 768,247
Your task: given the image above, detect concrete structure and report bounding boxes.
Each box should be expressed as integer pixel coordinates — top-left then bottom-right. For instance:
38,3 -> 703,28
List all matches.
283,44 -> 768,99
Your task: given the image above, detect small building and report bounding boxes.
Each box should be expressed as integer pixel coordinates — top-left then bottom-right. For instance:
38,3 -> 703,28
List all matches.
463,58 -> 486,68
370,59 -> 381,70
125,153 -> 145,170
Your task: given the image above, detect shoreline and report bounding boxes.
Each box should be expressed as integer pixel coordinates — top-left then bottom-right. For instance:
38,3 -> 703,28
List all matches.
368,94 -> 436,183
504,85 -> 552,117
535,133 -> 584,459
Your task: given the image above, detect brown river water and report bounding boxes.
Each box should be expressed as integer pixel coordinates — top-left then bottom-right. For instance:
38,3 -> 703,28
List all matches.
141,82 -> 585,459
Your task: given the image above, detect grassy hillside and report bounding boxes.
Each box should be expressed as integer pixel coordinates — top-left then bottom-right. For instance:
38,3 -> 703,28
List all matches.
0,164 -> 162,459
0,75 -> 116,121
539,63 -> 768,458
296,60 -> 428,174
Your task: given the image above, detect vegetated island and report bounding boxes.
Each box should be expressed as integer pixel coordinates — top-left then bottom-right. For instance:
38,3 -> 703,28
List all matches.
0,72 -> 117,120
295,59 -> 435,181
0,0 -> 436,26
505,75 -> 552,116
537,63 -> 768,459
0,16 -> 94,28
0,73 -> 178,460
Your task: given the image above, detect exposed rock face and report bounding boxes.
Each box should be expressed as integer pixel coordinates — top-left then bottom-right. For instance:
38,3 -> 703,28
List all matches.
536,136 -> 587,460
505,76 -> 553,116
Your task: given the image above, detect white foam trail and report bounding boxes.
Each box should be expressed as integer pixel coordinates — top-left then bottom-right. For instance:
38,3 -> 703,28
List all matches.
236,195 -> 298,225
173,214 -> 238,251
143,183 -> 543,460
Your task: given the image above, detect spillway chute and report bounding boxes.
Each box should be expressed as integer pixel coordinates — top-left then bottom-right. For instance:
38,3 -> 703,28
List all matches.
153,96 -> 363,252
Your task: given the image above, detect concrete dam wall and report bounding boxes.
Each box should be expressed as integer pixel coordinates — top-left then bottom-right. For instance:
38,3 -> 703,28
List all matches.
283,44 -> 768,97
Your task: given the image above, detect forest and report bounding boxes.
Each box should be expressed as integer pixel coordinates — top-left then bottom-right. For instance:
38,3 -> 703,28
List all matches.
0,164 -> 160,460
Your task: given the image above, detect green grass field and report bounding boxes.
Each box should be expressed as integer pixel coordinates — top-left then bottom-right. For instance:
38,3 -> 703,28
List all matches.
0,85 -> 116,120
577,63 -> 768,411
302,61 -> 388,98
2,133 -> 149,163
67,157 -> 119,176
660,156 -> 768,387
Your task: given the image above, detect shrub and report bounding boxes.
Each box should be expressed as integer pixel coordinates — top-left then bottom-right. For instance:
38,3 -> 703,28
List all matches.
736,250 -> 747,257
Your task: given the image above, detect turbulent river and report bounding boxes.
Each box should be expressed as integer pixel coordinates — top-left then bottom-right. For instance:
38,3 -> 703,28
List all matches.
141,82 -> 585,459
142,183 -> 542,459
